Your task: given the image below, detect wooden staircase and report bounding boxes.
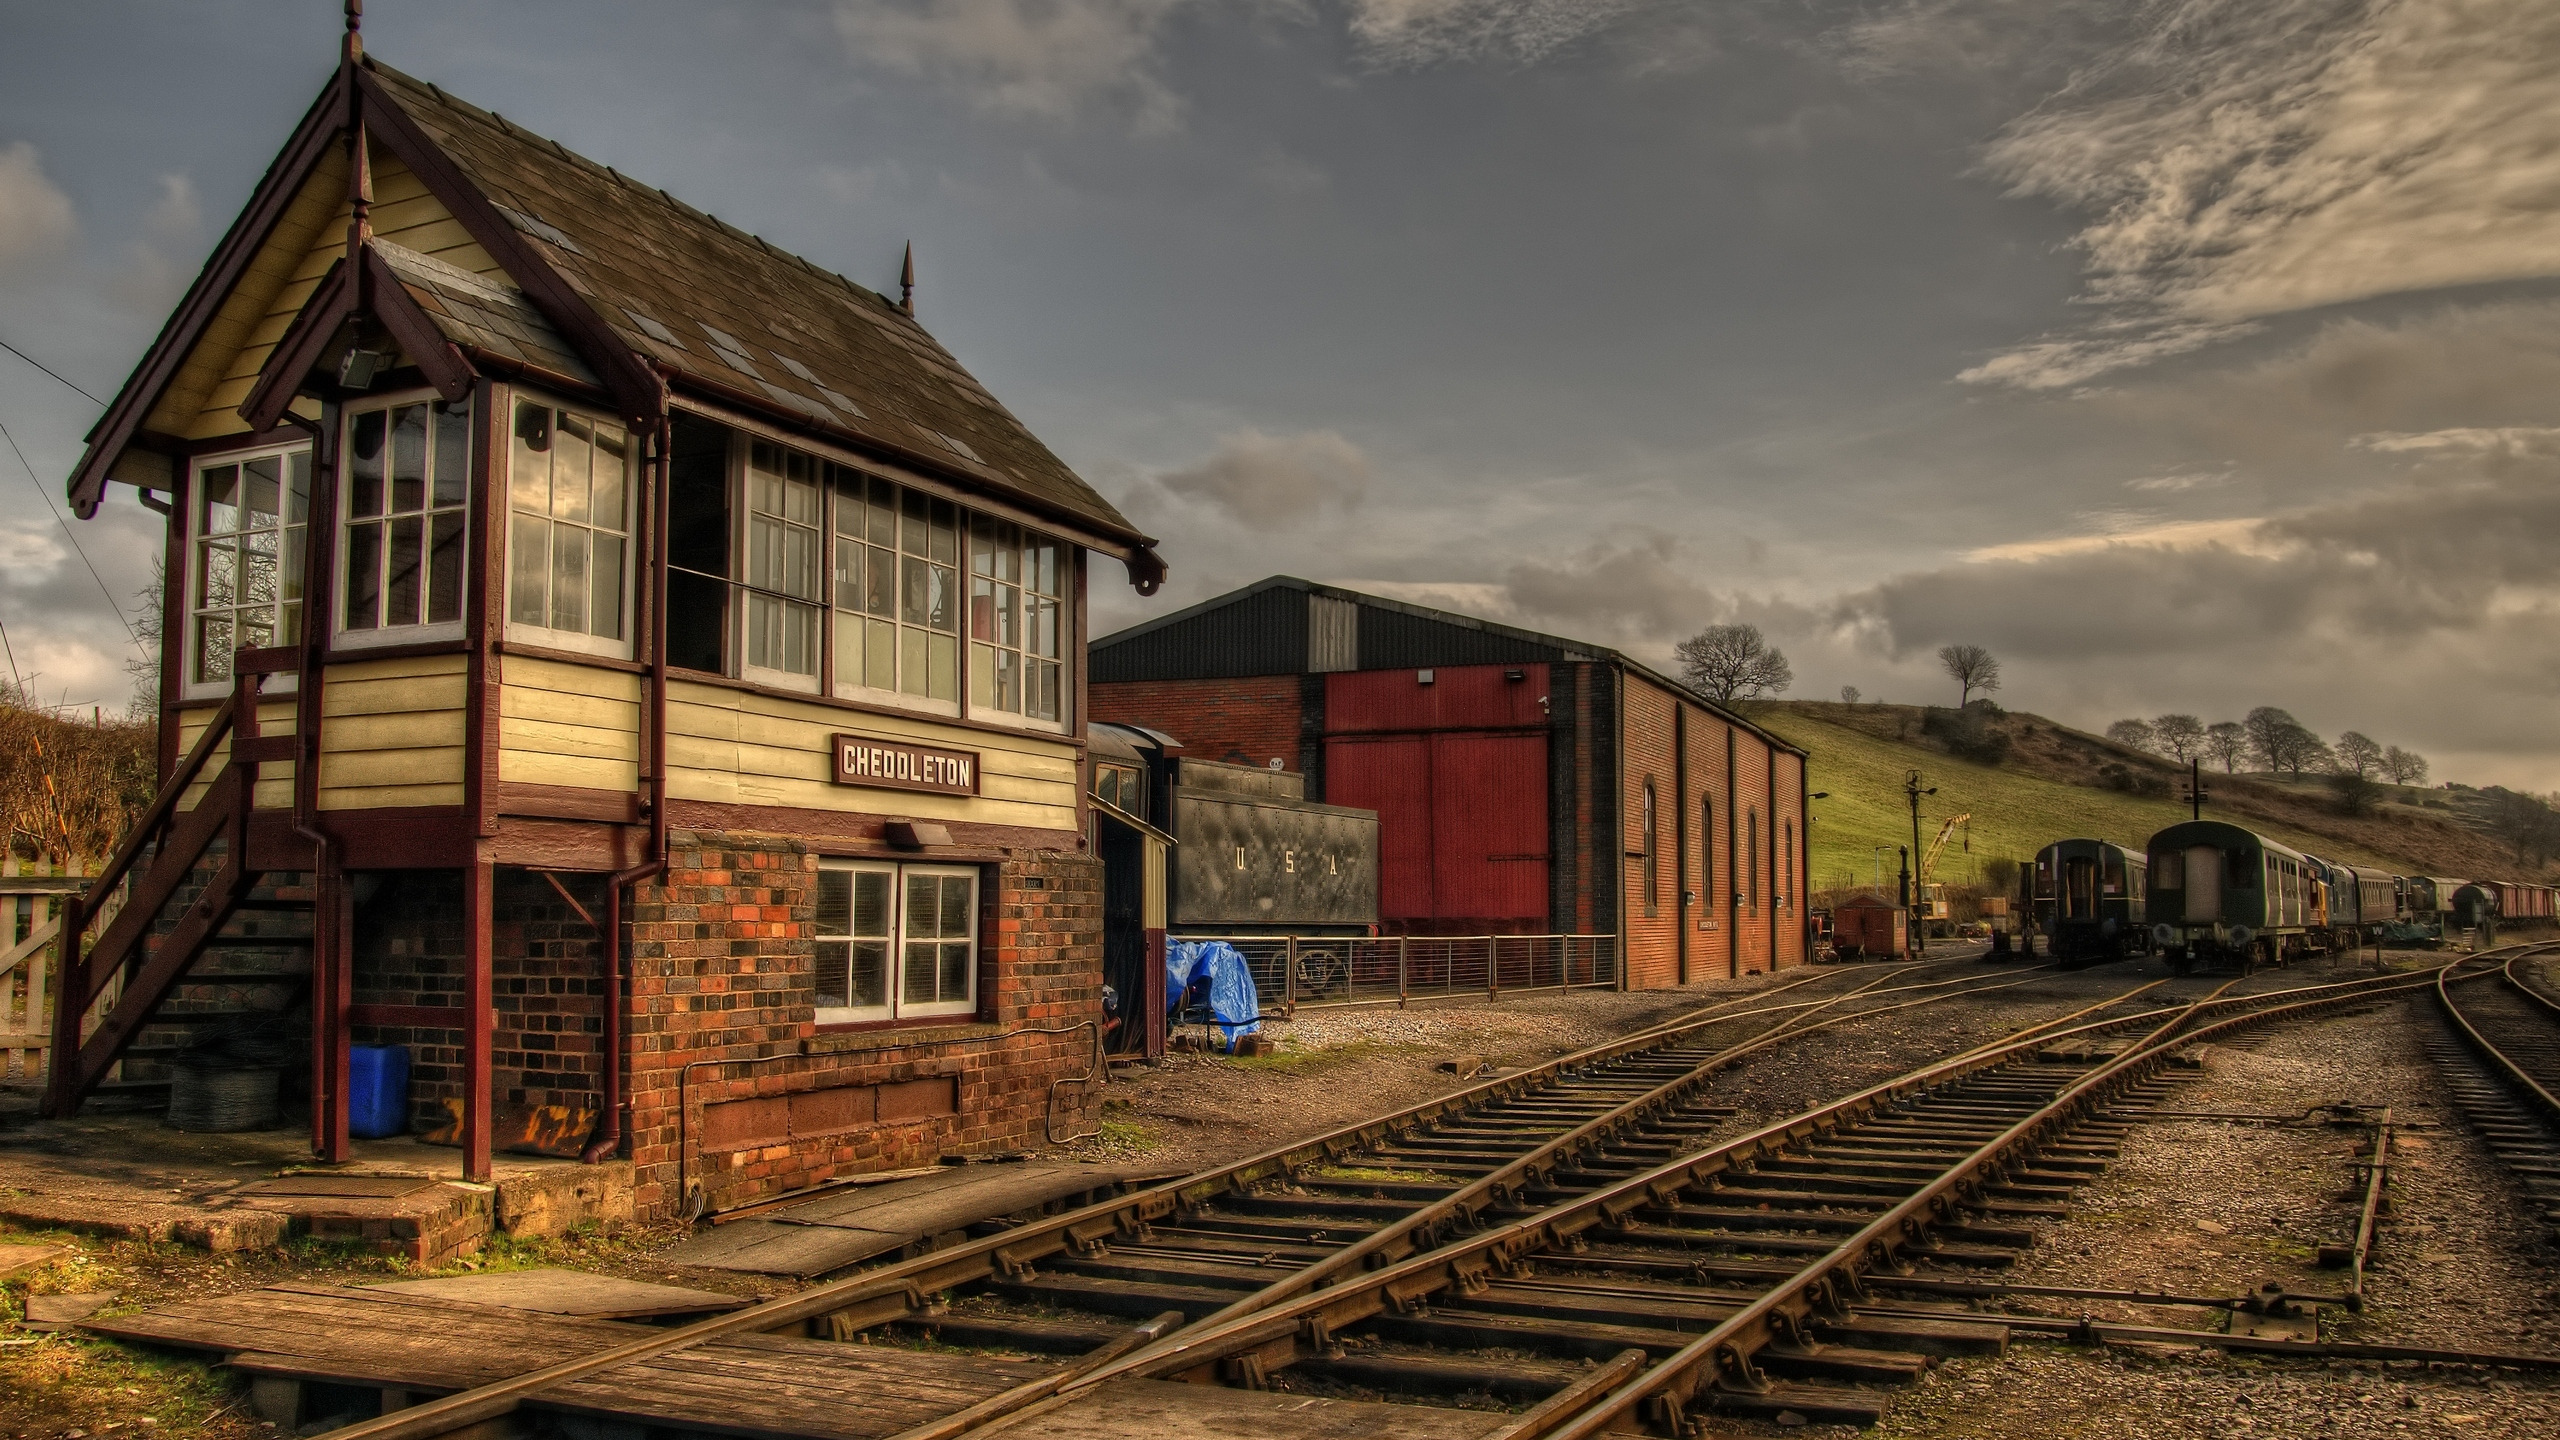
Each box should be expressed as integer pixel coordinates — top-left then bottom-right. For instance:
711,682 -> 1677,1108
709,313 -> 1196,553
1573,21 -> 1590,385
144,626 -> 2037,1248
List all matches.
46,648 -> 321,1122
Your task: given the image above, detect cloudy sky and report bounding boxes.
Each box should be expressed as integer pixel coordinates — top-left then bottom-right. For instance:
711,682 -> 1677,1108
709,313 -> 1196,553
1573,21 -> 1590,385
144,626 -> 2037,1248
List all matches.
3,1 -> 2557,786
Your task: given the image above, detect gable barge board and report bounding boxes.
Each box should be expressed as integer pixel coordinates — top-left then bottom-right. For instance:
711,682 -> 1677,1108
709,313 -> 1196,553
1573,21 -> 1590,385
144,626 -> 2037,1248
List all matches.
69,71 -> 351,516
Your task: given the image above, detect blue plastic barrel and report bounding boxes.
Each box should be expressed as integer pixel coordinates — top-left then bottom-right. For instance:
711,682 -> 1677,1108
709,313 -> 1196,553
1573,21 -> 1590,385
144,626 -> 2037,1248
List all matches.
348,1044 -> 411,1139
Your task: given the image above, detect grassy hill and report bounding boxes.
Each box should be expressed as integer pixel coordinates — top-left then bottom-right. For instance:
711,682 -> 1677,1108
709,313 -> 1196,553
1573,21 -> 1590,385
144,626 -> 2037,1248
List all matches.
1746,701 -> 2542,900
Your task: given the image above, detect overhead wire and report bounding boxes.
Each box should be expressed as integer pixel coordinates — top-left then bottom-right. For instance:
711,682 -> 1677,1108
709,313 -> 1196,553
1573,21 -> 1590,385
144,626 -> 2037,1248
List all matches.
0,415 -> 142,651
0,334 -> 104,405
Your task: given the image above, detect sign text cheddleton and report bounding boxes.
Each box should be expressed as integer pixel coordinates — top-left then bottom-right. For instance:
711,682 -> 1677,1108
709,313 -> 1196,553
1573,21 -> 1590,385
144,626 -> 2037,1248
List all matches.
830,733 -> 980,796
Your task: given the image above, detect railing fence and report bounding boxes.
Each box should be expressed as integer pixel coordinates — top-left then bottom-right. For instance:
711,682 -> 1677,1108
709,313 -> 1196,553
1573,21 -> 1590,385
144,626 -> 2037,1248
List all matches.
1175,933 -> 1620,1014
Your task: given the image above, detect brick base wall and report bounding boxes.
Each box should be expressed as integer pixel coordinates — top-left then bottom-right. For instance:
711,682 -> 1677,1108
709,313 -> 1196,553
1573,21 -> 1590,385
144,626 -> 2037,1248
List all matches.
624,832 -> 1105,1219
349,870 -> 607,1128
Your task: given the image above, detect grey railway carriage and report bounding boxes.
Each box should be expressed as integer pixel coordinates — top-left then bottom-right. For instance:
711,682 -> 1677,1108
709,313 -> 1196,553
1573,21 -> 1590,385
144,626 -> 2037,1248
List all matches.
2030,839 -> 2149,967
2146,821 -> 2328,973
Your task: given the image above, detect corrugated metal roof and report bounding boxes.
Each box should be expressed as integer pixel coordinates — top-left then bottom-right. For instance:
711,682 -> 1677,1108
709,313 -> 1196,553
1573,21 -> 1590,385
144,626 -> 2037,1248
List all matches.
1093,576 -> 1807,757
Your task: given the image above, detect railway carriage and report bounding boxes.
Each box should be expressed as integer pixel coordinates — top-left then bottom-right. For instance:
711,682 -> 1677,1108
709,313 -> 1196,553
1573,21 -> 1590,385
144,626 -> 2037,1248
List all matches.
2451,883 -> 2501,937
2030,839 -> 2148,966
2145,821 -> 2325,973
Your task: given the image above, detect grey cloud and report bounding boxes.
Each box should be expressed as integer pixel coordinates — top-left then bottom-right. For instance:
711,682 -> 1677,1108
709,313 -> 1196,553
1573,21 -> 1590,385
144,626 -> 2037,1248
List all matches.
1139,426 -> 1371,526
1346,0 -> 1642,66
831,0 -> 1195,130
0,140 -> 76,271
1951,0 -> 2560,387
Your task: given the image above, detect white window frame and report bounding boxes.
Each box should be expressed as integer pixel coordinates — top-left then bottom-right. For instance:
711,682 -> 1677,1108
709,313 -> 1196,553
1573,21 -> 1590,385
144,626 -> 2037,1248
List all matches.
182,440 -> 312,701
964,514 -> 1070,734
737,439 -> 825,693
503,393 -> 638,659
813,859 -> 981,1025
828,470 -> 962,717
335,389 -> 471,650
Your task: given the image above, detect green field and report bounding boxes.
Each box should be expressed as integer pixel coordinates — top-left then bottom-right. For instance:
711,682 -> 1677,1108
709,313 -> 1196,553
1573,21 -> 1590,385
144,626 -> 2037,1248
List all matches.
1753,708 -> 2406,896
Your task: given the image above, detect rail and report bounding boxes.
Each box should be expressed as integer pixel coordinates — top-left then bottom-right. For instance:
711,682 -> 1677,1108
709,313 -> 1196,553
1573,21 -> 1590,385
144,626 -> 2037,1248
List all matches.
1175,932 -> 1619,1012
2433,942 -> 2560,1120
314,960 -> 1979,1440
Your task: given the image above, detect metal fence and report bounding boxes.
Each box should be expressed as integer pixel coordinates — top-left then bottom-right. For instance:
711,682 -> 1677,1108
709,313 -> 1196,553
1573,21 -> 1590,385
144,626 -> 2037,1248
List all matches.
1175,933 -> 1620,1013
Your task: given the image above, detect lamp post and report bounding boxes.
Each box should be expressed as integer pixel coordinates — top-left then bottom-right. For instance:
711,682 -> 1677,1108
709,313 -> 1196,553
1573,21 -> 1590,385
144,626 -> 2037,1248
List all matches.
1905,768 -> 1937,955
2182,758 -> 2209,822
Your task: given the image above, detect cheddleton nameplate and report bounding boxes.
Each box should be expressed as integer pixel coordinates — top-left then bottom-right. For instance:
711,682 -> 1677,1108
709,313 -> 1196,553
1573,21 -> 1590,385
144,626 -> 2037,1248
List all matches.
831,734 -> 981,796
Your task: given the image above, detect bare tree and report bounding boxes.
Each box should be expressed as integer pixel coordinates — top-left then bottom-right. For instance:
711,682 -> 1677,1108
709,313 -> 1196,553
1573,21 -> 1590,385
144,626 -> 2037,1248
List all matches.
2242,707 -> 2325,775
2204,721 -> 2247,773
1676,623 -> 1793,703
1839,685 -> 1861,705
2333,731 -> 2384,779
1938,644 -> 2001,708
2328,769 -> 2383,817
2485,789 -> 2560,867
2106,718 -> 2156,752
2382,746 -> 2428,786
2148,714 -> 2204,763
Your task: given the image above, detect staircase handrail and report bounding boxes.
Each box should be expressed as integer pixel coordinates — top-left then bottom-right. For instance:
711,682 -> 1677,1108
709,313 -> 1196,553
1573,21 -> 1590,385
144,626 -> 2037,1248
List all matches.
74,685 -> 243,919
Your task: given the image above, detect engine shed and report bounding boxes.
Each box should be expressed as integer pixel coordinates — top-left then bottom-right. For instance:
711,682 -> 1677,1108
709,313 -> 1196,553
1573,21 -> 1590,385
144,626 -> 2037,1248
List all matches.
1090,578 -> 1812,985
47,21 -> 1162,1219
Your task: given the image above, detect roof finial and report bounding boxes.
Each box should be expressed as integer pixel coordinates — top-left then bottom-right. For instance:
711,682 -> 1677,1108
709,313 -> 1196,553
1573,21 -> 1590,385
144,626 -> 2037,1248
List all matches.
899,242 -> 915,316
344,0 -> 364,63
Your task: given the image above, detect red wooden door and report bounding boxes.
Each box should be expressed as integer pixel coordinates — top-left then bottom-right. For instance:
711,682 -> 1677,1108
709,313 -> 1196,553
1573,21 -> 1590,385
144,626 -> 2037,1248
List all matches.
1430,733 -> 1549,923
1325,735 -> 1433,920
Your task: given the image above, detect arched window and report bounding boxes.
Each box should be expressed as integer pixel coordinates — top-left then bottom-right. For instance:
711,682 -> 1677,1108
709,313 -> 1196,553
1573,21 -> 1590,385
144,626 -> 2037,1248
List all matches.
1747,809 -> 1760,911
1701,796 -> 1716,917
1642,782 -> 1659,917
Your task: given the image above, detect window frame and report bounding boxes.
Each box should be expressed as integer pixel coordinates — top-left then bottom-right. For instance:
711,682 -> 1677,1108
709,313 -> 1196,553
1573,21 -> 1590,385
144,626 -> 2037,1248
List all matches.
813,858 -> 982,1027
739,438 -> 827,694
503,393 -> 639,660
181,439 -> 313,701
670,423 -> 1079,731
334,388 -> 472,650
1640,781 -> 1659,918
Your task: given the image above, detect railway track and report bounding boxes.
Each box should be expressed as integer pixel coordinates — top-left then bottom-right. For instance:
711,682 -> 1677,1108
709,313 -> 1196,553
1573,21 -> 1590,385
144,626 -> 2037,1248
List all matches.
2429,942 -> 2560,1243
324,960 -> 2455,1440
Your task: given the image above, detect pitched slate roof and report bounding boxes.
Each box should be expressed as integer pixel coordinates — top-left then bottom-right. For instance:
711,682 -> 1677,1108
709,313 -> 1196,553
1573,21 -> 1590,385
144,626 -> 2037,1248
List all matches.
361,60 -> 1141,546
375,240 -> 596,389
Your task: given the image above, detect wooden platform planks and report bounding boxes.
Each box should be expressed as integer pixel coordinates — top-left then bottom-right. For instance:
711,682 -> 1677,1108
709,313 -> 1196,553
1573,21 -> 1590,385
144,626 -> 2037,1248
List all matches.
666,1163 -> 1148,1277
84,1281 -> 643,1391
367,1266 -> 747,1319
547,1333 -> 1058,1439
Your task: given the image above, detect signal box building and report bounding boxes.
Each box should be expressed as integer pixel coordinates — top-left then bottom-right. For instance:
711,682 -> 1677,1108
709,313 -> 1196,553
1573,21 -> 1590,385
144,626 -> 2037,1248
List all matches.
48,25 -> 1162,1220
1089,578 -> 1811,986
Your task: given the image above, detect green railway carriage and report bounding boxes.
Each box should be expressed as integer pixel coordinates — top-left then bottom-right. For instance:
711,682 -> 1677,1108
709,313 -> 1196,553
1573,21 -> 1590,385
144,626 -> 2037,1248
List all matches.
2030,839 -> 2149,967
2145,821 -> 2326,973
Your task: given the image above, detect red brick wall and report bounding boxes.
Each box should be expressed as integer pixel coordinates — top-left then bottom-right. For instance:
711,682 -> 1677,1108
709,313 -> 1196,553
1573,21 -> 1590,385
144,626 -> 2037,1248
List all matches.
1616,673 -> 1811,986
622,832 -> 1103,1218
350,870 -> 607,1124
1090,676 -> 1303,772
1621,680 -> 1678,990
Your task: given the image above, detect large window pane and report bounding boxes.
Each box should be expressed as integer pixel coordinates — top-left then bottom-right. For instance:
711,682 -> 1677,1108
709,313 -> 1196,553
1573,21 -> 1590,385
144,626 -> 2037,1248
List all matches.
348,411 -> 385,518
343,521 -> 381,630
427,512 -> 464,625
510,513 -> 549,626
385,514 -> 423,626
550,525 -> 589,634
592,534 -> 625,641
390,404 -> 427,512
433,403 -> 470,508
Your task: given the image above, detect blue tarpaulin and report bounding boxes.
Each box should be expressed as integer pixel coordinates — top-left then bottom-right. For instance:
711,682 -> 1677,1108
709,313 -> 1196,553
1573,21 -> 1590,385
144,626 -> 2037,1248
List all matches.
1166,940 -> 1262,1050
